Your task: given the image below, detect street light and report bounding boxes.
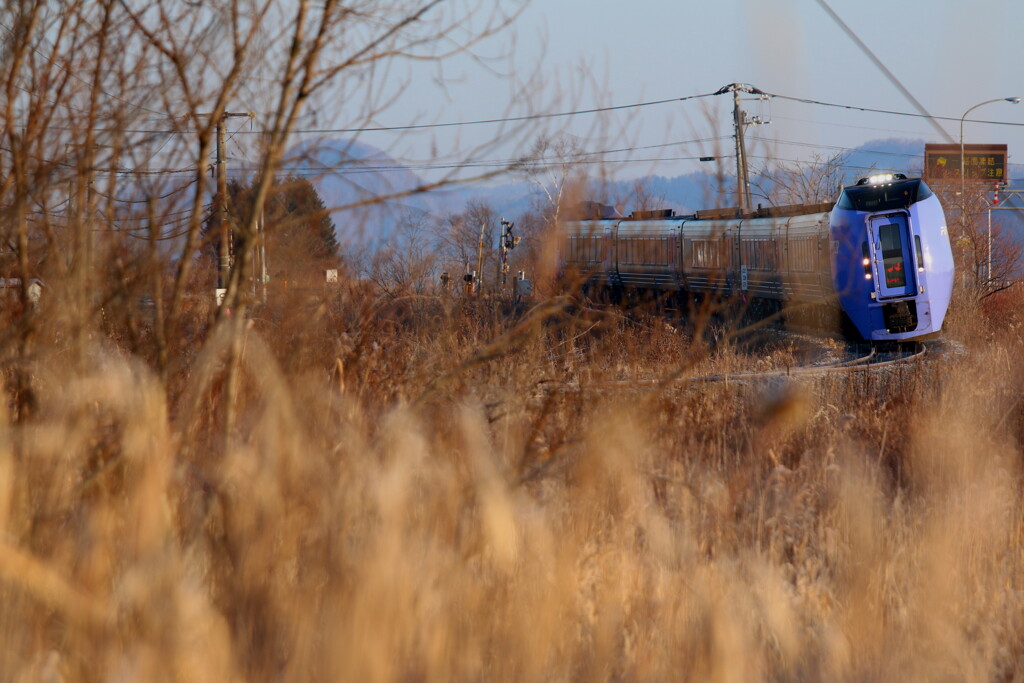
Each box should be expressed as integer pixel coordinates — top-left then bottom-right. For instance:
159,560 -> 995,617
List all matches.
959,97 -> 1020,289
960,97 -> 1021,198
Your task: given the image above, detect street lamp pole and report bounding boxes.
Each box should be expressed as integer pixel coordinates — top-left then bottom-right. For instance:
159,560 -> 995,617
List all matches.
960,97 -> 1021,204
959,97 -> 1020,288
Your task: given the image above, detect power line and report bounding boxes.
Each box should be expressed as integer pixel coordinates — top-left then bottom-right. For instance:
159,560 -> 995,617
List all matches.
764,90 -> 1024,129
100,92 -> 721,135
748,136 -> 923,159
90,178 -> 200,203
812,0 -> 954,143
768,114 -> 951,140
11,85 -> 1023,181
22,88 -> 1024,143
0,19 -> 168,119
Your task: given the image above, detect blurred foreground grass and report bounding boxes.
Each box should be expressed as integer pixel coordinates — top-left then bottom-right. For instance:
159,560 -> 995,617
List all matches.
2,286 -> 1024,682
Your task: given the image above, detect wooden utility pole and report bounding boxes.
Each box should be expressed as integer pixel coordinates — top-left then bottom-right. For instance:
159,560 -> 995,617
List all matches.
716,83 -> 769,215
216,120 -> 230,290
732,86 -> 750,214
197,111 -> 253,292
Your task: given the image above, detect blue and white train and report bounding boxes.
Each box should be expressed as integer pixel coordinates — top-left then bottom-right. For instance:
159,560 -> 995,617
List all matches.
561,174 -> 954,341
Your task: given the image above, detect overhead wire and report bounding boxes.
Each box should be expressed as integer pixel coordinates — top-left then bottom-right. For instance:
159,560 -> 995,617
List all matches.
748,136 -> 923,160
90,178 -> 201,203
9,81 -> 1021,185
811,0 -> 954,143
0,19 -> 168,119
110,91 -> 721,136
764,91 -> 1024,129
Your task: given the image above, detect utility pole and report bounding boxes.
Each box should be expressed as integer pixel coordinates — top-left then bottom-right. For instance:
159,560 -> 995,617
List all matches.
197,111 -> 253,294
716,83 -> 770,214
732,86 -> 750,214
216,120 -> 230,291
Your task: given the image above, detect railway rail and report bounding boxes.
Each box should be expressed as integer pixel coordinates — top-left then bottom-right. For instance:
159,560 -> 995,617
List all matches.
536,341 -> 929,394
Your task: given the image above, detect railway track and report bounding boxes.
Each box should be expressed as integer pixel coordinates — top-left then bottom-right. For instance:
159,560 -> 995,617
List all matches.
536,341 -> 928,393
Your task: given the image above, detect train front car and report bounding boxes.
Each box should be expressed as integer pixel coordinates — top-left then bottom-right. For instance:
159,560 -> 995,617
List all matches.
830,174 -> 954,341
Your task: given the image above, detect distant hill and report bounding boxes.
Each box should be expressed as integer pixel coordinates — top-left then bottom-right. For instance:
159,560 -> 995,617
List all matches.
282,138 -> 432,246
286,137 -> 1024,258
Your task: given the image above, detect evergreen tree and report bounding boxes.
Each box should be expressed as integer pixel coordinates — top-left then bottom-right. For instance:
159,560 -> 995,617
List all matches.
266,175 -> 339,265
202,175 -> 339,285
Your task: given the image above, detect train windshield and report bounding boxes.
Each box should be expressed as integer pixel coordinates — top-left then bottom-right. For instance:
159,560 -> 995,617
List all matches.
879,223 -> 907,288
837,178 -> 933,212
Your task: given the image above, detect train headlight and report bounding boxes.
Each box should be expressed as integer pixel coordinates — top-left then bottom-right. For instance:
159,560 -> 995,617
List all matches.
862,257 -> 871,267
865,273 -> 872,280
856,172 -> 905,186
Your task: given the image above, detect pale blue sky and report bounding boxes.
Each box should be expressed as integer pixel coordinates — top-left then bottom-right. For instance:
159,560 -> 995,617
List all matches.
331,0 -> 1024,182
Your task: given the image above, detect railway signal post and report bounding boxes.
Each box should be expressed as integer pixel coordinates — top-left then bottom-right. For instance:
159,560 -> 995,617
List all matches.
499,218 -> 519,292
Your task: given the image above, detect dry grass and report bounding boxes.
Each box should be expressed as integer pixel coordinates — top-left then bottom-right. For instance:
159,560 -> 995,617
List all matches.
2,284 -> 1024,682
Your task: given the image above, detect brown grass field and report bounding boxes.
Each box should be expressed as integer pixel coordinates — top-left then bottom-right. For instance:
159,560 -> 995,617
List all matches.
8,1 -> 1024,679
1,280 -> 1023,682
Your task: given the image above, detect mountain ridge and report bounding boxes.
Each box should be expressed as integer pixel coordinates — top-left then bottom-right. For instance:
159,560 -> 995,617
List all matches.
283,137 -> 1022,247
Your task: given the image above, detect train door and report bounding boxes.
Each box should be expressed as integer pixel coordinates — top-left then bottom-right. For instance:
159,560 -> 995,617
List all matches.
869,213 -> 915,298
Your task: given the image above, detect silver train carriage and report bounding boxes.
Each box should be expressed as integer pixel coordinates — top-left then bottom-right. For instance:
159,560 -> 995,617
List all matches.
560,175 -> 953,341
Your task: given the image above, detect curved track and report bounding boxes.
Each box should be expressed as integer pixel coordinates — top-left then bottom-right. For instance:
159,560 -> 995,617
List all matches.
537,341 -> 928,393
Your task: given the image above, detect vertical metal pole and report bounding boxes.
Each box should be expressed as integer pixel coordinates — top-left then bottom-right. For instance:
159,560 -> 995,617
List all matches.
987,207 -> 992,287
252,208 -> 260,298
476,222 -> 486,295
499,219 -> 507,290
259,205 -> 267,303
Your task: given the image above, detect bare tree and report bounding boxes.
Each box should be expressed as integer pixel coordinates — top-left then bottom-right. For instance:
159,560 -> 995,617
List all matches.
519,133 -> 587,227
434,199 -> 499,288
363,209 -> 438,297
626,178 -> 669,214
0,0 -> 541,437
928,182 -> 1023,302
750,151 -> 848,207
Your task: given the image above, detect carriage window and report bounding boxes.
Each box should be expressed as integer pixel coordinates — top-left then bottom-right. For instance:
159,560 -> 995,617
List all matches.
879,223 -> 906,287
